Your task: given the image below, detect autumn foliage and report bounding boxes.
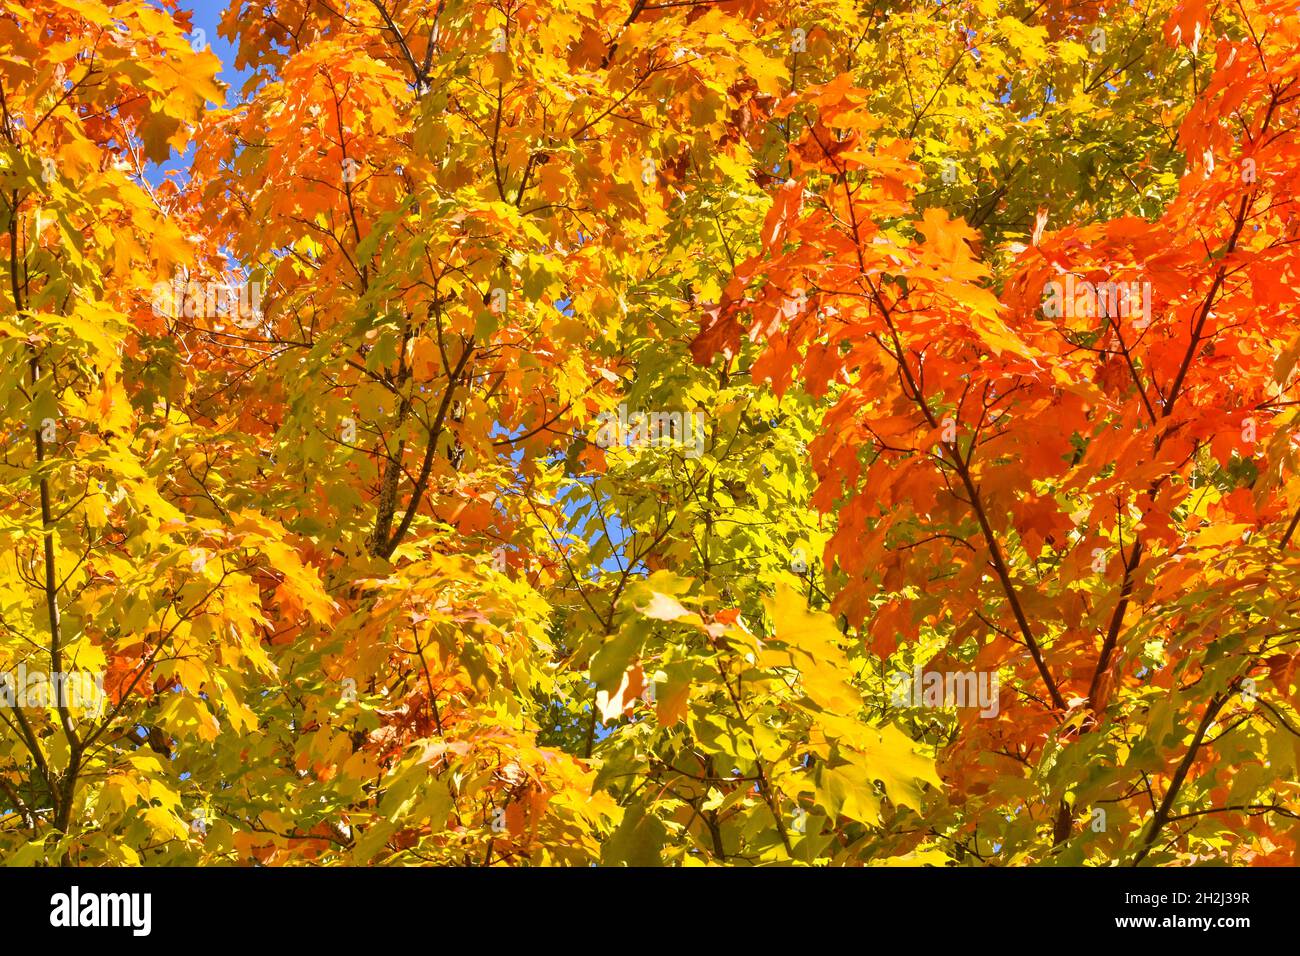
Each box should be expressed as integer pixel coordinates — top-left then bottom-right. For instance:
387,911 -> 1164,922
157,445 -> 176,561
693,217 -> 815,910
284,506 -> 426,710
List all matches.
0,0 -> 1298,866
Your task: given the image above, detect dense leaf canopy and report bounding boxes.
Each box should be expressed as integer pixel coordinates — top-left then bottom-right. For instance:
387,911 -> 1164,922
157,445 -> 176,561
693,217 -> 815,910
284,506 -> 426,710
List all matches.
0,0 -> 1298,866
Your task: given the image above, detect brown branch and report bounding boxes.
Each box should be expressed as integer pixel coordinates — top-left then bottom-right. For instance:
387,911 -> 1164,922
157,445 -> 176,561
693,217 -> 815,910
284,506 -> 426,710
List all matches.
1132,693 -> 1226,866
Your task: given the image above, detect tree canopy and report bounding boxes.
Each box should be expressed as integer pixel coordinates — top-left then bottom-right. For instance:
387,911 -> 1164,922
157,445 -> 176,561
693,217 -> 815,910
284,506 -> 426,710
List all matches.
1,0 -> 1298,866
